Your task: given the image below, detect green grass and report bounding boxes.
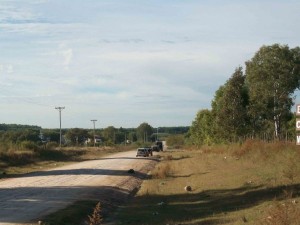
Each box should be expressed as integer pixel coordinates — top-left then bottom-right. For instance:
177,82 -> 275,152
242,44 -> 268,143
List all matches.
115,140 -> 300,225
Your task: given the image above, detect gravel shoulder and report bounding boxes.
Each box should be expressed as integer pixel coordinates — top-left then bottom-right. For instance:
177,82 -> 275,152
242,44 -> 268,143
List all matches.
0,150 -> 158,225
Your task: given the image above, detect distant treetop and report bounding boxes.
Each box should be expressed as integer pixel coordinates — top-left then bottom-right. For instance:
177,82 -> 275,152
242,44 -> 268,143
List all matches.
0,124 -> 41,131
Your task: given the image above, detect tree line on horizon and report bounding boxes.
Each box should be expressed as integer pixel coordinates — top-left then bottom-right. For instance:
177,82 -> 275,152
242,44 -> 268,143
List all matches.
0,123 -> 189,150
188,44 -> 300,147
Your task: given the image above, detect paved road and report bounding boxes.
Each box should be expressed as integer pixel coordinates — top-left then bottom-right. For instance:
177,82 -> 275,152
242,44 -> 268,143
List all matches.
0,150 -> 157,225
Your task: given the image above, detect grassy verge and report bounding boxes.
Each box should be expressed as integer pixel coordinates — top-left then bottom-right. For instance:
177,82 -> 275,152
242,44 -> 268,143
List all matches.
115,140 -> 300,225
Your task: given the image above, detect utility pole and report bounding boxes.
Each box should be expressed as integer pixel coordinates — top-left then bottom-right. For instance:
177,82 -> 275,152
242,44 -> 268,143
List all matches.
55,106 -> 65,148
91,119 -> 97,147
124,132 -> 126,146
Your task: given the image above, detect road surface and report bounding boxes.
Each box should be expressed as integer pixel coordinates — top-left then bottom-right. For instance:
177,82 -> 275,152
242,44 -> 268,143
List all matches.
0,150 -> 157,225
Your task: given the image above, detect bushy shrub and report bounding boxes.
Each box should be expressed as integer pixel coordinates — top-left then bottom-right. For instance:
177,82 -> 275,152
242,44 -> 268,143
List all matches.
167,134 -> 185,148
0,141 -> 10,153
46,141 -> 59,150
20,141 -> 39,151
0,151 -> 35,166
152,163 -> 172,179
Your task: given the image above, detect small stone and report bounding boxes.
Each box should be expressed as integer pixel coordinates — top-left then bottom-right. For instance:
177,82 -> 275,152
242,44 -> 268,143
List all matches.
184,186 -> 192,191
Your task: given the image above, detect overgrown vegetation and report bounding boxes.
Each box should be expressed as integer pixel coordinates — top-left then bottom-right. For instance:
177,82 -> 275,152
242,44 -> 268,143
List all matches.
188,44 -> 300,146
115,140 -> 300,224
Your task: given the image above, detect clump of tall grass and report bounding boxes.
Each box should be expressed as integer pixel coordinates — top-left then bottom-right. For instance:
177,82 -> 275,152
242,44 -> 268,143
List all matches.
0,150 -> 36,166
88,202 -> 103,225
232,139 -> 298,159
151,163 -> 172,179
0,140 -> 42,167
200,144 -> 227,154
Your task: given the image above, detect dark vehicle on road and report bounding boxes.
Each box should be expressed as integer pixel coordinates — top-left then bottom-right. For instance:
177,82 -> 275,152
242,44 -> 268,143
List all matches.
145,147 -> 153,156
152,141 -> 163,152
136,148 -> 149,157
151,145 -> 159,152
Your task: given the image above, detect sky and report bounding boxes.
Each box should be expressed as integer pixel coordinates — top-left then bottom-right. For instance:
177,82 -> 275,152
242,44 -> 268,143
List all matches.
0,0 -> 300,129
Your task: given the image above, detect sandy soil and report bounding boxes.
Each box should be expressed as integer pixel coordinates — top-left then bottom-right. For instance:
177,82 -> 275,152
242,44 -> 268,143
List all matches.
0,150 -> 158,225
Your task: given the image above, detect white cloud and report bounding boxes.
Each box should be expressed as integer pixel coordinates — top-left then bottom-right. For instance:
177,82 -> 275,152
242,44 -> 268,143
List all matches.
0,64 -> 14,75
0,0 -> 299,128
7,64 -> 14,74
0,2 -> 39,23
61,48 -> 73,70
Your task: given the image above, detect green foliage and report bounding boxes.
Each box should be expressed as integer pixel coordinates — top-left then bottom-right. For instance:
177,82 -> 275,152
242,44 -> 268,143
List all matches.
20,141 -> 39,151
0,124 -> 190,149
42,129 -> 60,143
246,44 -> 300,138
0,124 -> 41,131
212,67 -> 249,142
188,109 -> 215,147
158,126 -> 190,134
136,122 -> 153,142
166,134 -> 185,148
189,43 -> 300,146
65,128 -> 89,145
0,129 -> 40,143
102,126 -> 116,143
46,141 -> 59,150
0,129 -> 41,153
127,131 -> 137,142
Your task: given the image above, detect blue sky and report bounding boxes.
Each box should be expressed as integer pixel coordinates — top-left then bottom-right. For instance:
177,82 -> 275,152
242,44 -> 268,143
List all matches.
0,0 -> 300,129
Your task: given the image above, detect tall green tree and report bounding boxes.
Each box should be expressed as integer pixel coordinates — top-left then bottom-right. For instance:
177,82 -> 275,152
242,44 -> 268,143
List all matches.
188,109 -> 215,147
136,122 -> 153,142
246,44 -> 300,138
102,126 -> 116,143
213,67 -> 249,141
65,128 -> 89,145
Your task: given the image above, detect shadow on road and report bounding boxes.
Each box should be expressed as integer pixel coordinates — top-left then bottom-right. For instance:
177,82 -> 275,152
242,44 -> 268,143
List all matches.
95,156 -> 160,162
19,168 -> 147,178
0,185 -> 137,224
1,156 -> 159,179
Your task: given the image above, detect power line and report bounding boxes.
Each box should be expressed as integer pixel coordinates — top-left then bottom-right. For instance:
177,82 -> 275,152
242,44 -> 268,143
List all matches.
55,106 -> 65,148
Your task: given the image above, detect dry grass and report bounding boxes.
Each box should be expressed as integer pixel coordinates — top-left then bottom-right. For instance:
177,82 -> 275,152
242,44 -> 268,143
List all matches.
151,162 -> 172,179
259,198 -> 300,225
88,202 -> 103,225
116,140 -> 300,225
0,146 -> 126,179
